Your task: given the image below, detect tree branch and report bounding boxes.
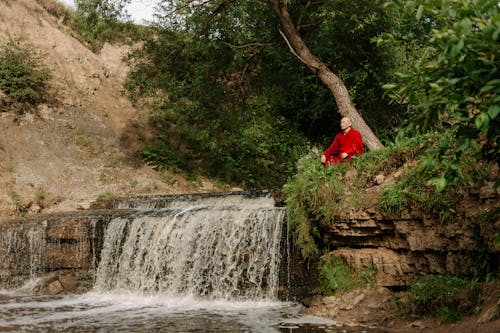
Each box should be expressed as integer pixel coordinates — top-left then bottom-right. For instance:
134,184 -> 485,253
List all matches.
278,29 -> 308,66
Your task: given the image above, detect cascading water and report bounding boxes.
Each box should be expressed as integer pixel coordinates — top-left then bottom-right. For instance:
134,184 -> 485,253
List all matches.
94,196 -> 284,300
0,191 -> 349,332
0,220 -> 46,288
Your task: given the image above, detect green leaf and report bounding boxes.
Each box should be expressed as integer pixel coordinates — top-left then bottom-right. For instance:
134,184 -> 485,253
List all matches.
475,112 -> 490,130
488,105 -> 499,120
382,83 -> 397,90
436,177 -> 447,192
480,85 -> 495,93
416,5 -> 424,20
429,82 -> 440,90
450,40 -> 464,58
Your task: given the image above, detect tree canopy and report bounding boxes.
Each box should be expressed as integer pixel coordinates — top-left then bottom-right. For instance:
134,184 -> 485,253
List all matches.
74,0 -> 498,189
122,0 -> 401,186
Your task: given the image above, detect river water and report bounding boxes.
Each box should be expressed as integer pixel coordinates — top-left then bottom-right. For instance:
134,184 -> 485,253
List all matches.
0,192 -> 380,332
0,290 -> 360,332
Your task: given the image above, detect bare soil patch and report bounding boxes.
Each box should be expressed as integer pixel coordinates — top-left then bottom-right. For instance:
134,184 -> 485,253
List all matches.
0,0 -> 218,220
305,283 -> 500,332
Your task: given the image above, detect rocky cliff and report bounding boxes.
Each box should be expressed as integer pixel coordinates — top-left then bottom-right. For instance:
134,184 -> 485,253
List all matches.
318,182 -> 499,287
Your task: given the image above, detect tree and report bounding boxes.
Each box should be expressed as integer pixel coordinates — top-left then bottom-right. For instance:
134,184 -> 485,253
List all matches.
382,0 -> 499,189
266,0 -> 384,150
74,0 -> 134,49
155,0 -> 384,151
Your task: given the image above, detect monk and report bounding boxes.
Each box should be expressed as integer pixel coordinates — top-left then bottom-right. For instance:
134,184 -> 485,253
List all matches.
321,117 -> 364,166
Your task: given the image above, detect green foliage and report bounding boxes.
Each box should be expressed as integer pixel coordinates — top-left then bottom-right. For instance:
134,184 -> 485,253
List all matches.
408,275 -> 482,323
283,133 -> 434,258
379,131 -> 491,220
283,155 -> 345,257
319,256 -> 375,295
124,0 -> 407,187
125,24 -> 309,187
142,141 -> 193,174
72,0 -> 149,51
381,0 -> 499,190
98,191 -> 115,199
0,39 -> 51,111
299,0 -> 405,134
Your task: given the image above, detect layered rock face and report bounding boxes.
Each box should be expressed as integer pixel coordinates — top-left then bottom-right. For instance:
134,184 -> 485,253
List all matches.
321,202 -> 499,286
1,190 -> 497,295
0,210 -> 131,292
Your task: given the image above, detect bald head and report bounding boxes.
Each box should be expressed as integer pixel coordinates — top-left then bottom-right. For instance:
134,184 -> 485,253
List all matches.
340,117 -> 352,131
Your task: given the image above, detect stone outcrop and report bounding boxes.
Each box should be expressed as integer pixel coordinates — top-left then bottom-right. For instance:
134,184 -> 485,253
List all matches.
0,190 -> 497,295
320,202 -> 499,286
0,210 -> 132,292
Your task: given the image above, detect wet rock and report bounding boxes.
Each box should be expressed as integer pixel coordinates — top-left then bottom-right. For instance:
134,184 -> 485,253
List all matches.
47,279 -> 64,295
340,292 -> 365,310
59,274 -> 79,292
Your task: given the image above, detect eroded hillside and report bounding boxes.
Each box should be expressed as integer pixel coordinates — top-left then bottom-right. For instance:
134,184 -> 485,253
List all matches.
0,0 -> 216,219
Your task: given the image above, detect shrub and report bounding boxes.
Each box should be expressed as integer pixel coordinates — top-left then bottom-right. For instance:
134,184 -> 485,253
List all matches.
408,275 -> 482,323
0,39 -> 51,110
382,0 -> 499,190
141,141 -> 193,174
72,0 -> 150,52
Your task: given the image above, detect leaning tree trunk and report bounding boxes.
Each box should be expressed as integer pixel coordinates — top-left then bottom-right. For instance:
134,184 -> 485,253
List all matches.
268,0 -> 384,151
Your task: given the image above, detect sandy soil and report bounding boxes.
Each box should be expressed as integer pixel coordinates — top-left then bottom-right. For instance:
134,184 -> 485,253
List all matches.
0,0 -> 218,220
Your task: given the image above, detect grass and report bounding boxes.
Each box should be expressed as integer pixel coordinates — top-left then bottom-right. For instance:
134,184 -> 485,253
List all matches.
406,275 -> 483,323
283,131 -> 495,258
98,191 -> 115,199
318,255 -> 375,295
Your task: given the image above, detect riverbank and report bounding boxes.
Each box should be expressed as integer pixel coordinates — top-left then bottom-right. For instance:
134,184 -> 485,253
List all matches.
304,283 -> 500,333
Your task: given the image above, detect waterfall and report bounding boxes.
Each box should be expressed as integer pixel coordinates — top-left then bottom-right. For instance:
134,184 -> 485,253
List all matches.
94,194 -> 285,300
0,220 -> 46,287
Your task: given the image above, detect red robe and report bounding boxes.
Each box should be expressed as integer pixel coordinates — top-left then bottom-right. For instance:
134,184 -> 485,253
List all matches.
322,128 -> 364,166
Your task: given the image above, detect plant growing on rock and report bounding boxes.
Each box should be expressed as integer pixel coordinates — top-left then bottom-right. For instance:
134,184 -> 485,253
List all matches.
319,255 -> 375,295
283,133 -> 436,258
0,39 -> 52,113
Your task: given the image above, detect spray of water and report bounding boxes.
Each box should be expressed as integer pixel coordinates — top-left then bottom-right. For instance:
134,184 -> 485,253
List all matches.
95,200 -> 285,300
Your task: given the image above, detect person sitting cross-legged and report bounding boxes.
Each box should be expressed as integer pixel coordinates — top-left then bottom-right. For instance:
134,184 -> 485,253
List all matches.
320,117 -> 364,166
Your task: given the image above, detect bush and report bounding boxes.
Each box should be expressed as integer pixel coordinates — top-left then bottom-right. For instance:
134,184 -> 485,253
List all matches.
72,0 -> 150,52
408,275 -> 482,323
382,0 -> 499,190
0,39 -> 51,110
283,133 -> 436,258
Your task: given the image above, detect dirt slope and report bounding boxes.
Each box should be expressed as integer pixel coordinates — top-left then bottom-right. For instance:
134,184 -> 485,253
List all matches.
0,0 -> 217,220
